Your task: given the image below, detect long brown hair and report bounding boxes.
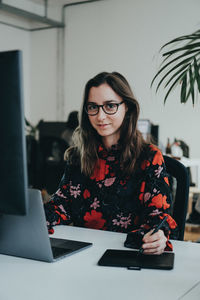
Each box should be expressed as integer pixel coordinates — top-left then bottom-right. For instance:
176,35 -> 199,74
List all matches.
65,72 -> 148,177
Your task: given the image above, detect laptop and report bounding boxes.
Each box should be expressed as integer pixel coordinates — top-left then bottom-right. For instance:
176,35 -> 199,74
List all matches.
0,189 -> 92,262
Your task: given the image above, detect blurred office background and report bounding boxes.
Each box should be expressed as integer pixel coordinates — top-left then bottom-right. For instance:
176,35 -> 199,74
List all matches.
0,0 -> 200,152
1,1 -> 200,233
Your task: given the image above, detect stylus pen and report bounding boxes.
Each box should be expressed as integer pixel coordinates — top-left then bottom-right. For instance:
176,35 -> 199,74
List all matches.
138,216 -> 168,254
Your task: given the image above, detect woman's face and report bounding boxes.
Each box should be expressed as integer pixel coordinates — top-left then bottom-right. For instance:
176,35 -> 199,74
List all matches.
87,83 -> 127,148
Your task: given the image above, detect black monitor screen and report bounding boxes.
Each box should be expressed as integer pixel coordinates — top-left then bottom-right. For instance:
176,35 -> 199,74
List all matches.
0,50 -> 28,215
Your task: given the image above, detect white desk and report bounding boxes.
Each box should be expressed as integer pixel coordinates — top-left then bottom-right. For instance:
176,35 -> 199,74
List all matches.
0,226 -> 200,300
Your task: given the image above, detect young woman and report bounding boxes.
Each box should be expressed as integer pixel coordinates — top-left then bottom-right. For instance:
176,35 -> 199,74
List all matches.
44,72 -> 178,255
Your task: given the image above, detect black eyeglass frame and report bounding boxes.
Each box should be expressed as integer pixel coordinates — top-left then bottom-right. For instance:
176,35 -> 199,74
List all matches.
85,101 -> 125,116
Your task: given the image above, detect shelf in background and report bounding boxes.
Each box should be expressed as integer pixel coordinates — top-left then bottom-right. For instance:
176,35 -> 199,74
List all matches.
184,224 -> 200,242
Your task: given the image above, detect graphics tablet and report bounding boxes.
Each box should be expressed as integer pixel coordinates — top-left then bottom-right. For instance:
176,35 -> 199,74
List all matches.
98,249 -> 174,270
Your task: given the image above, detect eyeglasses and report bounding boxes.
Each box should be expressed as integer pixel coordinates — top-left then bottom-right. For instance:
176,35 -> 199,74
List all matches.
85,101 -> 124,116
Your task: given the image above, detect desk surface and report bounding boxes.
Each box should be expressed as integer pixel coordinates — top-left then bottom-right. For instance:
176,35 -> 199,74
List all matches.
0,226 -> 200,300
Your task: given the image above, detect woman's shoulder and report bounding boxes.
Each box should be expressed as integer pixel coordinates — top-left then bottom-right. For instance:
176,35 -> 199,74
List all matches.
147,144 -> 163,156
139,144 -> 164,167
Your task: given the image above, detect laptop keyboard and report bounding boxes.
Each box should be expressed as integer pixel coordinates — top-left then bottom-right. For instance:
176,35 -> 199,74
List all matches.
51,246 -> 72,259
50,237 -> 92,259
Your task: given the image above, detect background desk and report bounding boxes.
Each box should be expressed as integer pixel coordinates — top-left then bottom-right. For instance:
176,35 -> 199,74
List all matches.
0,226 -> 200,300
180,157 -> 200,189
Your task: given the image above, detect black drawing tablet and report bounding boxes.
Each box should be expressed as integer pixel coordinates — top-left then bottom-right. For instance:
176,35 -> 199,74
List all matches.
98,249 -> 174,270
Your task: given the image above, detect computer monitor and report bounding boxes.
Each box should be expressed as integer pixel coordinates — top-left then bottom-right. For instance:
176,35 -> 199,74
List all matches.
0,50 -> 28,215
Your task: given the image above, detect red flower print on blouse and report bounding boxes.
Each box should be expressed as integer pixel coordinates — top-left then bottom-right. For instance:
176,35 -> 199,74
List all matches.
141,160 -> 150,170
55,209 -> 67,221
133,215 -> 139,225
139,193 -> 143,201
84,210 -> 106,229
149,144 -> 159,152
120,179 -> 127,186
56,189 -> 67,199
104,177 -> 116,187
166,241 -> 173,251
140,181 -> 146,193
48,228 -> 54,234
164,177 -> 169,185
149,194 -> 170,210
90,198 -> 100,209
90,159 -> 109,181
144,192 -> 151,202
164,214 -> 177,229
152,150 -> 164,166
139,181 -> 146,201
83,189 -> 90,199
98,145 -> 104,152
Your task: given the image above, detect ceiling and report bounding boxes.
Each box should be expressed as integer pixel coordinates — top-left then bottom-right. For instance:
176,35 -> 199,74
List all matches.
0,0 -> 101,30
30,0 -> 97,6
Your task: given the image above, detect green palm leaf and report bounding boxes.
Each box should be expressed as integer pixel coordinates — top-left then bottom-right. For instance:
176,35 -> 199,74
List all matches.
151,29 -> 200,104
161,29 -> 200,49
162,49 -> 198,64
163,43 -> 200,57
194,57 -> 200,92
155,62 -> 190,93
151,54 -> 193,87
189,65 -> 195,105
181,73 -> 187,103
163,69 -> 188,104
164,63 -> 190,90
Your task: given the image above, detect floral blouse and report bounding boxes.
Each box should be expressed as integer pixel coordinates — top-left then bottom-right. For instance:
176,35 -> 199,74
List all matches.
44,144 -> 178,250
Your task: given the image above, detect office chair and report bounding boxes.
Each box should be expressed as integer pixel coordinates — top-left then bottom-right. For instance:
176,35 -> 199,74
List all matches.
163,155 -> 190,241
37,136 -> 69,194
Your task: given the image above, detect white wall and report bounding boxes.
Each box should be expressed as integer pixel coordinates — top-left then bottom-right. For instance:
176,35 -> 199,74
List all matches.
30,29 -> 58,122
63,0 -> 200,157
1,0 -> 200,159
0,23 -> 31,118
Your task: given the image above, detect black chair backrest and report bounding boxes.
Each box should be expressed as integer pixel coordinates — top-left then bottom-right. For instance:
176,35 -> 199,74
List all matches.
39,136 -> 69,162
163,155 -> 189,241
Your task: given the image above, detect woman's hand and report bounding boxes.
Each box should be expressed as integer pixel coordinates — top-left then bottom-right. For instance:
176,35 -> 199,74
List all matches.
141,229 -> 167,255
